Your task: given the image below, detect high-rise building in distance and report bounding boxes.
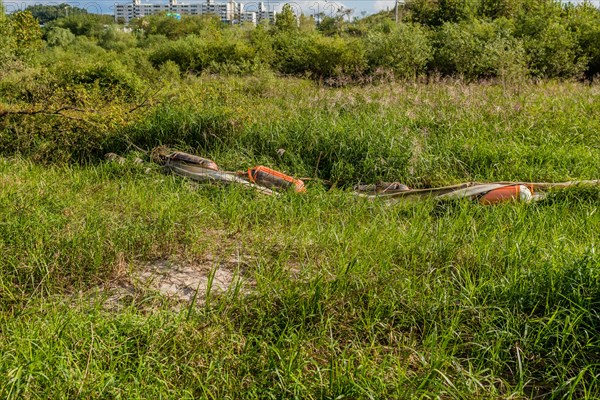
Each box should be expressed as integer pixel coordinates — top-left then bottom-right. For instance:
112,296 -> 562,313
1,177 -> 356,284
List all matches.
114,0 -> 276,25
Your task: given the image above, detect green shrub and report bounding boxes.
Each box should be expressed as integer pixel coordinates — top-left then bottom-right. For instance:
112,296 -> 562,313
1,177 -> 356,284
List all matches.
433,19 -> 527,79
405,0 -> 475,27
566,3 -> 600,78
45,26 -> 76,47
132,14 -> 222,40
97,25 -> 137,52
0,11 -> 43,62
273,33 -> 366,80
48,14 -> 114,37
524,21 -> 587,78
50,57 -> 144,99
364,23 -> 432,79
149,35 -> 258,74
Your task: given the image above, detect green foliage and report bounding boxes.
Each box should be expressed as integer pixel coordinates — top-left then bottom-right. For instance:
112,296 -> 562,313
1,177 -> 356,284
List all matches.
97,25 -> 137,52
565,3 -> 600,77
45,26 -> 76,47
406,0 -> 475,26
131,14 -> 222,40
24,3 -> 88,24
524,21 -> 587,78
52,58 -> 144,99
478,0 -> 522,19
9,11 -> 43,47
274,4 -> 298,32
149,35 -> 258,74
16,0 -> 600,82
364,23 -> 432,79
433,19 -> 527,80
317,15 -> 344,36
48,13 -> 114,37
0,12 -> 15,64
273,32 -> 365,79
0,9 -> 40,67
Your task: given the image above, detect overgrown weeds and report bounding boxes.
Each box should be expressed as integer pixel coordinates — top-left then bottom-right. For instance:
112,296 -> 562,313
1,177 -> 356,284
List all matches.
1,155 -> 599,397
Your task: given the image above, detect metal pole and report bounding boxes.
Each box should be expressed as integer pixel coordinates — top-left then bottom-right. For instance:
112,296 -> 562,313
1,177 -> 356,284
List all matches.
395,0 -> 398,24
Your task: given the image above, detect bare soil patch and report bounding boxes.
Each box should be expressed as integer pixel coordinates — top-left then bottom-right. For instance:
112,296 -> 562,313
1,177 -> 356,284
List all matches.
92,256 -> 252,310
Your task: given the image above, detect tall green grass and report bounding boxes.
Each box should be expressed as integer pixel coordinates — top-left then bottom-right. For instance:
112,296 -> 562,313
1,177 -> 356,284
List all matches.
2,77 -> 599,398
1,154 -> 599,398
3,77 -> 599,186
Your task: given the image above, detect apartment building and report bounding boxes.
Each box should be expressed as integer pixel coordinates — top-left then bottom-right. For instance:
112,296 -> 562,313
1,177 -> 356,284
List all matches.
114,0 -> 275,25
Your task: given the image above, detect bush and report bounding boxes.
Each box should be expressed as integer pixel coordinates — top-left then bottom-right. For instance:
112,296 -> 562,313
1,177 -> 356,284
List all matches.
524,21 -> 587,78
45,27 -> 76,47
97,25 -> 137,52
50,56 -> 144,99
149,35 -> 258,74
131,14 -> 222,40
364,23 -> 432,79
566,3 -> 600,78
406,0 -> 475,27
433,19 -> 527,80
3,11 -> 43,61
48,14 -> 114,38
273,33 -> 366,80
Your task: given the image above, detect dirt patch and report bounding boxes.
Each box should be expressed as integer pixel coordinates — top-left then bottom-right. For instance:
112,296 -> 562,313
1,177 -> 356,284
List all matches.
96,256 -> 252,310
135,259 -> 239,302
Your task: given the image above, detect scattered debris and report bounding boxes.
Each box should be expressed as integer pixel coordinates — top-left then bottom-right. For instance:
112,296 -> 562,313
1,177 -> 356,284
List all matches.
165,151 -> 219,171
247,166 -> 306,193
478,184 -> 533,205
360,180 -> 600,203
354,182 -> 410,195
152,149 -> 277,195
139,148 -> 600,205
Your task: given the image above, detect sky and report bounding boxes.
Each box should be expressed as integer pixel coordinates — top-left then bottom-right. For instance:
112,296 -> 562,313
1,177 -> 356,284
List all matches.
2,0 -> 398,17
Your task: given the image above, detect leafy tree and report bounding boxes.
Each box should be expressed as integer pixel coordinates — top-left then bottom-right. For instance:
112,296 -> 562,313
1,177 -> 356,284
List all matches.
364,23 -> 433,79
131,14 -> 221,40
45,26 -> 76,47
524,21 -> 587,78
97,25 -> 136,52
406,0 -> 474,26
48,14 -> 114,37
298,14 -> 316,33
24,3 -> 88,24
318,15 -> 344,36
512,0 -> 561,37
433,19 -> 527,79
275,4 -> 297,32
1,11 -> 43,61
477,0 -> 521,19
566,2 -> 600,77
10,11 -> 43,49
0,9 -> 15,64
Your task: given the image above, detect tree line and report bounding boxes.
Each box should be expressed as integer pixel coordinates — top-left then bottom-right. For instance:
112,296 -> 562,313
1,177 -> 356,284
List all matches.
2,0 -> 600,85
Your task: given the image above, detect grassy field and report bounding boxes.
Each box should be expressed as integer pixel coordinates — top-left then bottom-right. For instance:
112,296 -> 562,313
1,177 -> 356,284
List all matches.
1,78 -> 600,398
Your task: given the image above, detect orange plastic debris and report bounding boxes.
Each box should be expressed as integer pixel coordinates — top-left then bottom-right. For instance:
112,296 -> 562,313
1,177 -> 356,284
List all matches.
247,166 -> 306,193
479,185 -> 533,205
